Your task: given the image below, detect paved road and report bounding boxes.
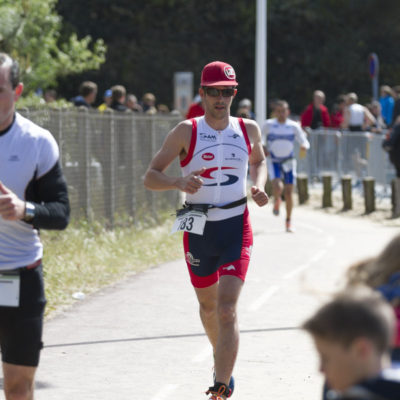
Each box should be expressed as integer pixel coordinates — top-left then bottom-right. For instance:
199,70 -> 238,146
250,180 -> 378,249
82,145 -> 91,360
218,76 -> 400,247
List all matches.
1,204 -> 398,400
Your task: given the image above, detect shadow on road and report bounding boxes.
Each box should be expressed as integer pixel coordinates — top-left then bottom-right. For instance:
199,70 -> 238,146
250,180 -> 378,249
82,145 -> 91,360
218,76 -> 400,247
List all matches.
44,326 -> 298,349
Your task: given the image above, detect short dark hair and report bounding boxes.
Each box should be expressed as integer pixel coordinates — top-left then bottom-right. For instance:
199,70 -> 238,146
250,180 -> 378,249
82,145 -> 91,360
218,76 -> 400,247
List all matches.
275,100 -> 289,109
0,53 -> 20,89
111,85 -> 126,102
302,287 -> 395,353
79,81 -> 98,97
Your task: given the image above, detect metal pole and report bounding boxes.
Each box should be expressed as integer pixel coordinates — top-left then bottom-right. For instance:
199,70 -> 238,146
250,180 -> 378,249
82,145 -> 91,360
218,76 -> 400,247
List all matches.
255,0 -> 267,127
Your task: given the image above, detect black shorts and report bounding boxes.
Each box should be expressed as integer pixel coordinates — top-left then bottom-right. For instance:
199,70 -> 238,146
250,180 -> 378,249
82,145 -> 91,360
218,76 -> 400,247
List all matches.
0,264 -> 46,367
183,208 -> 253,288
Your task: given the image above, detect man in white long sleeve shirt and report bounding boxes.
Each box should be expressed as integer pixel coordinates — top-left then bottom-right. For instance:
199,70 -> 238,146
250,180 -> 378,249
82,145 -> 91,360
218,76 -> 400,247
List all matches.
262,100 -> 310,232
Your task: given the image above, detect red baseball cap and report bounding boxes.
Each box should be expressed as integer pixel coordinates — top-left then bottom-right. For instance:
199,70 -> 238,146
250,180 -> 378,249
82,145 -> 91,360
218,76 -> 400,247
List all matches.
200,61 -> 238,87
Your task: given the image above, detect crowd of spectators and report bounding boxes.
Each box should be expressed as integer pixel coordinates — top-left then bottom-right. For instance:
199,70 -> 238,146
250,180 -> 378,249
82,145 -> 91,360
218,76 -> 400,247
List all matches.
43,81 -> 400,136
66,81 -> 177,116
296,85 -> 400,134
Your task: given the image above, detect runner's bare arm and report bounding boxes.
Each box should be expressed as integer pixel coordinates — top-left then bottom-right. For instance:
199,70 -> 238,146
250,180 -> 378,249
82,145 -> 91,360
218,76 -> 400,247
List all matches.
144,121 -> 205,194
244,120 -> 269,207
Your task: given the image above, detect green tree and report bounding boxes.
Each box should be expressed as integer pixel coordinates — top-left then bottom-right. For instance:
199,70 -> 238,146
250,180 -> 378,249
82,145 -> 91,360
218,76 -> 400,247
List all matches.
0,0 -> 106,93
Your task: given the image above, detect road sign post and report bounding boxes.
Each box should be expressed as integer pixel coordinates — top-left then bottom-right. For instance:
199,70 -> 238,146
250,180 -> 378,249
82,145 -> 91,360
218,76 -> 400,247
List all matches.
368,53 -> 379,101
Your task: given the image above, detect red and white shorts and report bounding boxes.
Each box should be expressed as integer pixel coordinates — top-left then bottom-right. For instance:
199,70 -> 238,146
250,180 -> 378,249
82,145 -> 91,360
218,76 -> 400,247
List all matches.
183,208 -> 253,288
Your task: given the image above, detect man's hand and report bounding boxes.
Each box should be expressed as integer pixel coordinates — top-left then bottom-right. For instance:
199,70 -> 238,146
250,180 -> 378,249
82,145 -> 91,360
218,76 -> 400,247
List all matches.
175,167 -> 206,194
251,186 -> 269,207
0,181 -> 25,220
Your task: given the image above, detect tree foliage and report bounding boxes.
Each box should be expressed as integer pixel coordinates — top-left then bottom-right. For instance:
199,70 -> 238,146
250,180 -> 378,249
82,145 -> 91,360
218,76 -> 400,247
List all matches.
0,0 -> 106,93
53,0 -> 400,112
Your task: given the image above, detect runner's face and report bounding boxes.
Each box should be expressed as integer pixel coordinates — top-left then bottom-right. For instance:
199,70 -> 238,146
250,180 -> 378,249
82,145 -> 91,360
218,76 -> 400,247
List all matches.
0,65 -> 22,131
200,86 -> 236,120
276,105 -> 289,123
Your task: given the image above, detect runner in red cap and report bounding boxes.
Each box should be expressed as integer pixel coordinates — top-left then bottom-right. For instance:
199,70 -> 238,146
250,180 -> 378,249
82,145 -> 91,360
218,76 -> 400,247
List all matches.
144,61 -> 268,400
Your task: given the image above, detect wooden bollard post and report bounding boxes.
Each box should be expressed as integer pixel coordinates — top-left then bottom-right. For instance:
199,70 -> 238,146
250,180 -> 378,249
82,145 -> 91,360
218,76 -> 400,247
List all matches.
363,177 -> 375,214
392,178 -> 400,218
297,173 -> 309,204
322,173 -> 333,208
341,175 -> 352,210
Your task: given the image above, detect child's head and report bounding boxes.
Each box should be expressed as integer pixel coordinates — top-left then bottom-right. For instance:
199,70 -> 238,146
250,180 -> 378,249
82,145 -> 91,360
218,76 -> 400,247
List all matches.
302,287 -> 396,392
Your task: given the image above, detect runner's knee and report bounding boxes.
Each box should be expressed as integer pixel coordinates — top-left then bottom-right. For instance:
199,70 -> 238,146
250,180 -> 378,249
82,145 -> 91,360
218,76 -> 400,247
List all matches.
199,299 -> 217,319
4,379 -> 34,400
217,302 -> 237,325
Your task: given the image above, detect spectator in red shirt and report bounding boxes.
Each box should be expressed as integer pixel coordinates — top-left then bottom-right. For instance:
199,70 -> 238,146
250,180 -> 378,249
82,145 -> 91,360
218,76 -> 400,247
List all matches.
330,95 -> 347,128
185,94 -> 204,119
301,90 -> 331,129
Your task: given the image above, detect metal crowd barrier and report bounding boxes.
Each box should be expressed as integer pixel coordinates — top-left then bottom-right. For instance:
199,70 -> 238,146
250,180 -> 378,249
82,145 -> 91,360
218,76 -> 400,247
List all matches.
296,128 -> 395,194
18,107 -> 182,227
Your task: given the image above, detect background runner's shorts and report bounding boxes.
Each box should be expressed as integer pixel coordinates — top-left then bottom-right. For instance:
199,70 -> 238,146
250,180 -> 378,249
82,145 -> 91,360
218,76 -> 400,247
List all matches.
268,158 -> 296,184
0,264 -> 46,367
183,208 -> 253,288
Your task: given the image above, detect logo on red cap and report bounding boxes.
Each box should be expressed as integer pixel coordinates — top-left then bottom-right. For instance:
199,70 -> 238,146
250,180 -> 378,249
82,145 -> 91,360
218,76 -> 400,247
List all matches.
224,66 -> 236,80
201,61 -> 238,87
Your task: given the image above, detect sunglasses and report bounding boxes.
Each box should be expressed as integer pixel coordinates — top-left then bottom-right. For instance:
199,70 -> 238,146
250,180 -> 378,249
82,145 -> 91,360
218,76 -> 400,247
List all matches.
203,87 -> 236,97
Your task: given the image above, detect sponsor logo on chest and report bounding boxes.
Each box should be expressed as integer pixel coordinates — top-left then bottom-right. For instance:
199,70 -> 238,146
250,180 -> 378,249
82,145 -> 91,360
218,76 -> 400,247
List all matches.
199,132 -> 217,142
202,152 -> 215,161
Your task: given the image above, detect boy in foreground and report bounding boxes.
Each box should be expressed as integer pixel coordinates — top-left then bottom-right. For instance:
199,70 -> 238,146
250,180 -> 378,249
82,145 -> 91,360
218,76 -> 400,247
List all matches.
302,287 -> 400,399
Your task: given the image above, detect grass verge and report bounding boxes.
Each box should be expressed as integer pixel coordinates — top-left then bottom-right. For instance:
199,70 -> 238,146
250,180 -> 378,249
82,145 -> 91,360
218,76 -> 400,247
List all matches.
41,213 -> 182,317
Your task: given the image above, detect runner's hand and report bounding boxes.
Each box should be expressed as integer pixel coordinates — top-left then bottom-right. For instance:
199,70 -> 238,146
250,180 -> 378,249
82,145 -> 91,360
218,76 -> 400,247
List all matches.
0,181 -> 25,220
251,186 -> 269,207
175,168 -> 206,194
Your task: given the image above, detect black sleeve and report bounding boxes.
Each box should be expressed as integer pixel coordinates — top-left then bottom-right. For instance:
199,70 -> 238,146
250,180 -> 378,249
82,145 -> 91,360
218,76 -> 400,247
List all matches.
25,161 -> 70,230
391,100 -> 400,127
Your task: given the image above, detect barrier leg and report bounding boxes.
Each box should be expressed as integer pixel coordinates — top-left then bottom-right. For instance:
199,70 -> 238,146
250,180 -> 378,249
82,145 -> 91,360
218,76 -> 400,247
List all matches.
363,177 -> 375,214
297,173 -> 309,204
322,173 -> 333,208
341,175 -> 352,210
392,178 -> 400,218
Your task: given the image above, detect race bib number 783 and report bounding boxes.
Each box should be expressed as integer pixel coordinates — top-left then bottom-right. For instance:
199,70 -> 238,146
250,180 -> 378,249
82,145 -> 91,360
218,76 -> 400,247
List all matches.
171,210 -> 207,235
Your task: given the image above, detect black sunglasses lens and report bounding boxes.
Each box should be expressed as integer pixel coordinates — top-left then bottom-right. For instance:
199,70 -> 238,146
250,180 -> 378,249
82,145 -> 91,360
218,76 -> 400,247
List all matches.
205,88 -> 219,96
205,88 -> 234,97
221,89 -> 234,97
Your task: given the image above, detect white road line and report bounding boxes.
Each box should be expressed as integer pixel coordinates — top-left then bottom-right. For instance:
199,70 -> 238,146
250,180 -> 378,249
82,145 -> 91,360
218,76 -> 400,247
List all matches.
295,221 -> 325,234
283,249 -> 327,280
247,285 -> 280,312
192,345 -> 212,363
150,384 -> 179,400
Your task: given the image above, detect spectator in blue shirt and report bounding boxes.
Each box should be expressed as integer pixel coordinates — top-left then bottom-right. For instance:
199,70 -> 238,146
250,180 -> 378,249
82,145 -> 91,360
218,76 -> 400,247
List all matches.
379,85 -> 395,126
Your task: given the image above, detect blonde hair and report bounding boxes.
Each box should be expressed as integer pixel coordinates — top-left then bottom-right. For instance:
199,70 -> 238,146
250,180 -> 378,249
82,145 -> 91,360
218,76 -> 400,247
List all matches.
346,234 -> 400,305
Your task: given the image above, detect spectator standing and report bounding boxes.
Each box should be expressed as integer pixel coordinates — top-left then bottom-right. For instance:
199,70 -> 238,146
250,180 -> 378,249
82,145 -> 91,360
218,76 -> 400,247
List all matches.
0,53 -> 70,400
98,89 -> 112,112
382,122 -> 400,178
380,85 -> 395,126
43,89 -> 57,103
300,90 -> 331,129
330,95 -> 347,128
236,107 -> 251,119
126,94 -> 142,113
343,92 -> 375,131
303,287 -> 400,400
391,85 -> 400,127
238,98 -> 255,119
141,92 -> 157,115
367,101 -> 386,133
185,94 -> 204,119
70,81 -> 97,108
110,85 -> 128,112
